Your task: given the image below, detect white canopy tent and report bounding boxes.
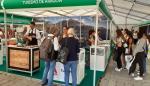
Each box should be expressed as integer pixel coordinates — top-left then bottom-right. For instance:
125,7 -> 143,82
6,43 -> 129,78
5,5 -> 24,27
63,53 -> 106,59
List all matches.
8,9 -> 101,17
106,0 -> 150,28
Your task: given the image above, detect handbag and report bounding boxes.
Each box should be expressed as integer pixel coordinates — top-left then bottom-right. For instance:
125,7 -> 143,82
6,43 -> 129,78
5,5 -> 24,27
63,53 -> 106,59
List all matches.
125,55 -> 133,70
57,38 -> 69,64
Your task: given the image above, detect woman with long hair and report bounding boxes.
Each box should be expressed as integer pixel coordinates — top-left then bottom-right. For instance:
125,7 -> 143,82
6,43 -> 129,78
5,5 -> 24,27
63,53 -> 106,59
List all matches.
114,29 -> 124,72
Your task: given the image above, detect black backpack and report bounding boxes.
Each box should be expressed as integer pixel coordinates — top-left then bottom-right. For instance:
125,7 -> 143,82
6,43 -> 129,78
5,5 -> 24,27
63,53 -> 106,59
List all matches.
57,38 -> 69,64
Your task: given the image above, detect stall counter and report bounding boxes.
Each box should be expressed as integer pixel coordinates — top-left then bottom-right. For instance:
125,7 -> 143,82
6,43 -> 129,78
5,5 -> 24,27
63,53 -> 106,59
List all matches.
7,45 -> 40,76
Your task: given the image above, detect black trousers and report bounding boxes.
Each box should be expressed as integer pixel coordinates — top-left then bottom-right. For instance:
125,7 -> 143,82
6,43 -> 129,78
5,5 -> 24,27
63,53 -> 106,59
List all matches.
129,52 -> 144,77
116,47 -> 123,69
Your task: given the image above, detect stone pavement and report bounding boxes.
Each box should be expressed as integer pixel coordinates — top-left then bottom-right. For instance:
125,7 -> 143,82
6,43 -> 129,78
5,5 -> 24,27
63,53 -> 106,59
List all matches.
1,59 -> 149,86
100,59 -> 150,86
0,72 -> 62,86
0,72 -> 41,86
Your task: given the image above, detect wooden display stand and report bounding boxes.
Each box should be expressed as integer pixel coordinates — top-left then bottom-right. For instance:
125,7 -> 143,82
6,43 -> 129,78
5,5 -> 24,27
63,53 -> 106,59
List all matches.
8,45 -> 40,76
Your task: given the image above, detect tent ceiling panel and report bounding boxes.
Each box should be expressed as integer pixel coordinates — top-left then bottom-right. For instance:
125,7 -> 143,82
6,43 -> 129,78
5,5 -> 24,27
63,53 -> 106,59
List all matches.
50,10 -> 69,15
106,0 -> 150,25
136,0 -> 150,4
82,11 -> 98,16
114,7 -> 129,14
108,4 -> 150,16
112,12 -> 127,17
126,19 -> 142,25
26,11 -> 46,14
113,0 -> 133,9
129,11 -> 148,19
35,15 -> 49,17
112,12 -> 144,22
7,9 -> 99,17
69,9 -> 89,16
127,15 -> 146,21
112,13 -> 141,25
9,11 -> 35,17
106,0 -> 112,4
41,12 -> 61,17
112,14 -> 141,25
133,4 -> 150,14
111,14 -> 126,24
60,10 -> 76,13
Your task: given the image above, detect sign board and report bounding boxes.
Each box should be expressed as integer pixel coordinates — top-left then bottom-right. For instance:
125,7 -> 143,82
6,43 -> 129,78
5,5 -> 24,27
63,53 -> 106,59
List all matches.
3,0 -> 96,9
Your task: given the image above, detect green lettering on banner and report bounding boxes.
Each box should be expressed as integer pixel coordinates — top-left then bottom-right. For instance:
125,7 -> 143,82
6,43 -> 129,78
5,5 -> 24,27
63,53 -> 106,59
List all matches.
3,0 -> 96,9
22,0 -> 63,5
39,0 -> 44,4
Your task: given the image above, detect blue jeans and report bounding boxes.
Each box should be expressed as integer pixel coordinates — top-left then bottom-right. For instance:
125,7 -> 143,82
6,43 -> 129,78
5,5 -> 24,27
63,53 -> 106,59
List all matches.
64,61 -> 77,86
42,60 -> 56,86
143,57 -> 146,73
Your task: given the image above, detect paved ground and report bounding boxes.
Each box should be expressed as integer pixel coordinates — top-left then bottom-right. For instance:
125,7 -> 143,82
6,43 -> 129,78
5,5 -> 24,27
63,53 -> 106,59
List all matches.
0,72 -> 41,86
100,59 -> 150,86
1,59 -> 149,86
0,71 -> 65,86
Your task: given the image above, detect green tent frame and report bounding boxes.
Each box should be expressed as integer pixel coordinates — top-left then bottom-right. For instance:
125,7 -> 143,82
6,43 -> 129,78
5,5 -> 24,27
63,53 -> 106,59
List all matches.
0,13 -> 32,24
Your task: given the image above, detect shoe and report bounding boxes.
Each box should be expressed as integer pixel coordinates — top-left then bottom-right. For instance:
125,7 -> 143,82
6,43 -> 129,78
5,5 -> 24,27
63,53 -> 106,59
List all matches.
115,68 -> 122,72
134,76 -> 143,80
131,73 -> 135,77
41,83 -> 47,86
123,67 -> 127,70
41,80 -> 48,86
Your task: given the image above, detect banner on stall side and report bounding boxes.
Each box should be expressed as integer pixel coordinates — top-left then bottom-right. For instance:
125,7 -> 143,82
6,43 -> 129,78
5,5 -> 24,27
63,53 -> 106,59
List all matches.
2,0 -> 96,9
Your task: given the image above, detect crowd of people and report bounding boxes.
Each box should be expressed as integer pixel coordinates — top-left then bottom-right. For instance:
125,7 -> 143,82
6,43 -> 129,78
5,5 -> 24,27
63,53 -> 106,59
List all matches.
39,25 -> 80,86
114,28 -> 149,81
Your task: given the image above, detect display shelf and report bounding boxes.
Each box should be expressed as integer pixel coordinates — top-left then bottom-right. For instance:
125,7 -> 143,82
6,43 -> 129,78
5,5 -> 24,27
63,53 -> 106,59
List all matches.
90,41 -> 110,72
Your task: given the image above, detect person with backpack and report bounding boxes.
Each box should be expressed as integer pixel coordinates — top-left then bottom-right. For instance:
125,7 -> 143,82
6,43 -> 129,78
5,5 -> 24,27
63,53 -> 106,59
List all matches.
61,28 -> 80,86
41,26 -> 60,86
129,32 -> 147,80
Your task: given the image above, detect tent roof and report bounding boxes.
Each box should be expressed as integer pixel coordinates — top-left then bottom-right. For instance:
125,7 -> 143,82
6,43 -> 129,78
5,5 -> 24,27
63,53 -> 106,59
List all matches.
106,0 -> 150,26
7,9 -> 100,17
0,0 -> 113,20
